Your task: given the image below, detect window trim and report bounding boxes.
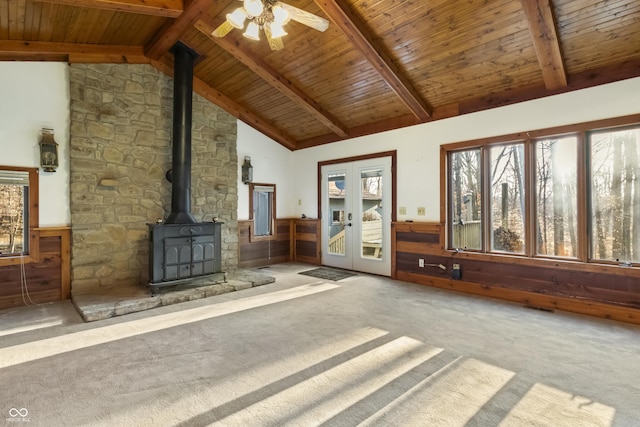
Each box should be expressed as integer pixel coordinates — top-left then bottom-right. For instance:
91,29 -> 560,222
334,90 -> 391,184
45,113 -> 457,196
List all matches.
441,113 -> 640,266
248,182 -> 276,242
0,165 -> 40,266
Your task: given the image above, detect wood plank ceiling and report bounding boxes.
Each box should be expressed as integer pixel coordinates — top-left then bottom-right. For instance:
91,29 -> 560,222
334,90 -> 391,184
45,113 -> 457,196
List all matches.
1,0 -> 639,150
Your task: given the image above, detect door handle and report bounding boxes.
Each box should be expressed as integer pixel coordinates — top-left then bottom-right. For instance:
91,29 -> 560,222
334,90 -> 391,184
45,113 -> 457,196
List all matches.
346,222 -> 352,227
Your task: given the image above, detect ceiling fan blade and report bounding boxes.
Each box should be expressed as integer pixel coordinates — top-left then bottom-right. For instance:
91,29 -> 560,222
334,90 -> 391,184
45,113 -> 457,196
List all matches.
264,25 -> 285,51
277,2 -> 329,32
212,20 -> 234,38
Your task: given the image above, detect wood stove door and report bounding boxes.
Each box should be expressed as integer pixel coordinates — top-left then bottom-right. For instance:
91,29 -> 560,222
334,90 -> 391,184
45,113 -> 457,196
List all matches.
164,237 -> 192,280
191,235 -> 215,276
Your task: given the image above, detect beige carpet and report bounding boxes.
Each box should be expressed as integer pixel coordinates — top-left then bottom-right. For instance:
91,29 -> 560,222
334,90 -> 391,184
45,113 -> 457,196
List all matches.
1,262 -> 638,426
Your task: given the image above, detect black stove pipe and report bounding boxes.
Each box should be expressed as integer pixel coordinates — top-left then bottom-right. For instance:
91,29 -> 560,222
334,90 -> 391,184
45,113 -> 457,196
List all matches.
166,43 -> 198,224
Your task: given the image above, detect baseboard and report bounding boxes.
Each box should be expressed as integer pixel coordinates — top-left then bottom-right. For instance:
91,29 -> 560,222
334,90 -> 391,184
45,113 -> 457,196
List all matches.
396,271 -> 640,325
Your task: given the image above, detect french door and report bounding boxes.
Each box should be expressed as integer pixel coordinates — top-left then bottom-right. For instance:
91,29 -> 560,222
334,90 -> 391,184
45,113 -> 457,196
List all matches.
321,157 -> 391,276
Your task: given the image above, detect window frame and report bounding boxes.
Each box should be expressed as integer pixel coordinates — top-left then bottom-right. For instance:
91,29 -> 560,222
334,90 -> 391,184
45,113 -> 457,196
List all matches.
248,182 -> 276,242
0,165 -> 40,266
441,114 -> 640,266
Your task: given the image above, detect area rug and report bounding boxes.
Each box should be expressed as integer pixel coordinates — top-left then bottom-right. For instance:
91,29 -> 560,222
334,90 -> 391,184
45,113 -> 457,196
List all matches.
299,267 -> 357,281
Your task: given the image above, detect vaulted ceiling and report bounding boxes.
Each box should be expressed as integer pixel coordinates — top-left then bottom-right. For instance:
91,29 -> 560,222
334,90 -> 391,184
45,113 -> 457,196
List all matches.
1,0 -> 639,150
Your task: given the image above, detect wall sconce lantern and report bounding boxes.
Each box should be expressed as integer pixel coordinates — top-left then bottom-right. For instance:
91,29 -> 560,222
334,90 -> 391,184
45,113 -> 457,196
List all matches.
241,156 -> 253,184
39,128 -> 59,172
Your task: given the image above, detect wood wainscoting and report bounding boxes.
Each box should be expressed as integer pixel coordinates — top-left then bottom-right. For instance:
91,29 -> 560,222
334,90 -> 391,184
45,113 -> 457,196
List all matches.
392,222 -> 640,325
238,218 -> 321,269
0,227 -> 71,310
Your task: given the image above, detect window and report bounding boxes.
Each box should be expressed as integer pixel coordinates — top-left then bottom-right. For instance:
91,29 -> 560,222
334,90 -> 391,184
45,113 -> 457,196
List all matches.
331,209 -> 344,224
444,118 -> 640,264
449,149 -> 482,250
0,166 -> 38,259
535,136 -> 578,257
490,143 -> 526,253
249,183 -> 275,239
589,126 -> 640,263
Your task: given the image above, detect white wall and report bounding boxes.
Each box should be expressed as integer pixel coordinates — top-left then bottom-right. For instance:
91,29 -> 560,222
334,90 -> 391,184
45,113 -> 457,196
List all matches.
236,121 -> 295,220
291,77 -> 640,221
0,62 -> 71,227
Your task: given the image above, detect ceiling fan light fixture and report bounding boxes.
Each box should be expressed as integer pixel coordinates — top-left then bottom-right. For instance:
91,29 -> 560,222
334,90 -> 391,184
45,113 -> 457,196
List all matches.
212,0 -> 328,50
226,8 -> 247,29
270,22 -> 288,39
272,5 -> 290,25
243,21 -> 261,41
243,0 -> 264,17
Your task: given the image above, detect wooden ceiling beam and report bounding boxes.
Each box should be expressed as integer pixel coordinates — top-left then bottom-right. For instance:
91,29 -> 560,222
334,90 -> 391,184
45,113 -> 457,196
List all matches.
314,0 -> 433,121
195,18 -> 349,138
520,0 -> 567,90
151,58 -> 299,150
0,40 -> 148,63
145,0 -> 230,60
32,0 -> 184,18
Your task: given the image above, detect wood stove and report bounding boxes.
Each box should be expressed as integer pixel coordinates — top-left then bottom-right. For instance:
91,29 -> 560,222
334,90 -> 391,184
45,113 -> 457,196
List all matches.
148,42 -> 223,292
148,222 -> 221,286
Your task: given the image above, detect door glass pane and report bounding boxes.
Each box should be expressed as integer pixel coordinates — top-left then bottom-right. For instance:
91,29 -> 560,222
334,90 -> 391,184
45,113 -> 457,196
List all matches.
360,168 -> 383,259
450,149 -> 482,250
535,136 -> 578,257
589,126 -> 640,263
490,143 -> 525,253
328,172 -> 346,256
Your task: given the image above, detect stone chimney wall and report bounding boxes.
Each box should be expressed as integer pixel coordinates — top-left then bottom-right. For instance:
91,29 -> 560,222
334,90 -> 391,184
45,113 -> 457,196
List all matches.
69,63 -> 238,293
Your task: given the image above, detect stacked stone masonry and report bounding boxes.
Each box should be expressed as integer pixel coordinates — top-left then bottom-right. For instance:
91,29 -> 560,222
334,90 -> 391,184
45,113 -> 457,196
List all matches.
69,64 -> 238,293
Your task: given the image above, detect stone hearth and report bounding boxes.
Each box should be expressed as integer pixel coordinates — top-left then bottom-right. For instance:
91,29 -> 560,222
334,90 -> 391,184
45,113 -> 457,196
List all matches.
72,269 -> 274,322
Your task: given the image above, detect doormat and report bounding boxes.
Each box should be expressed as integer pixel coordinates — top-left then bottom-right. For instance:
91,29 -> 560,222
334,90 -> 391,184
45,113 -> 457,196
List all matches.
299,267 -> 357,281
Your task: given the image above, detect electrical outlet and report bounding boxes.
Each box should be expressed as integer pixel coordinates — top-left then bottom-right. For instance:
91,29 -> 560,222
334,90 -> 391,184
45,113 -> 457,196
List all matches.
452,263 -> 461,280
419,258 -> 425,267
298,199 -> 301,205
417,207 -> 426,216
399,206 -> 407,215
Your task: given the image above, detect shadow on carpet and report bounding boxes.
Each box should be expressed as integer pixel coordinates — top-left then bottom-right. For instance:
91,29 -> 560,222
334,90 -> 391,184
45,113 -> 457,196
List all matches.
299,267 -> 357,281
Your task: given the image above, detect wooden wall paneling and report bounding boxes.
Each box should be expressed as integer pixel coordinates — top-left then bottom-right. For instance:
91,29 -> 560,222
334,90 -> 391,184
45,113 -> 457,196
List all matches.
270,219 -> 292,264
237,219 -> 293,268
40,227 -> 71,299
395,270 -> 640,325
0,227 -> 69,310
294,218 -> 321,265
393,221 -> 640,325
238,220 -> 267,268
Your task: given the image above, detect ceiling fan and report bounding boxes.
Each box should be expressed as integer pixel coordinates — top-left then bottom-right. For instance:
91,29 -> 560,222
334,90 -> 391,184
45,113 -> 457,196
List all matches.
212,0 -> 330,51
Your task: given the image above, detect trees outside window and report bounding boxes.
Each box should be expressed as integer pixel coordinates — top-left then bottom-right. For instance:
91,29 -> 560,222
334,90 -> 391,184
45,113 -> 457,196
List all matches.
590,127 -> 640,263
446,121 -> 640,265
449,149 -> 482,250
490,143 -> 525,253
535,136 -> 578,257
0,169 -> 30,255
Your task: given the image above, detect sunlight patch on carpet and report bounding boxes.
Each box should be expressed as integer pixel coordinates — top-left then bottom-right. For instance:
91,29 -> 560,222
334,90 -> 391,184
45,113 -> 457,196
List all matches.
360,357 -> 515,426
82,327 -> 393,426
214,337 -> 444,426
499,383 -> 615,426
0,283 -> 339,369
